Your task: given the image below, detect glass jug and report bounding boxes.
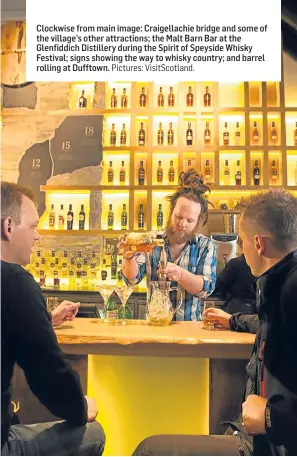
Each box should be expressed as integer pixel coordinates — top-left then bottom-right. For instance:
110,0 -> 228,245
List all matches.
147,281 -> 182,326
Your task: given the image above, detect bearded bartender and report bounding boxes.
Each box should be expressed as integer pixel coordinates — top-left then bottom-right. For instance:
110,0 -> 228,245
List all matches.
118,170 -> 217,321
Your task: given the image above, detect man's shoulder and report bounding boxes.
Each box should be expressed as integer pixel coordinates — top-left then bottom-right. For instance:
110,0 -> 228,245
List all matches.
194,234 -> 214,249
1,260 -> 29,277
1,261 -> 37,290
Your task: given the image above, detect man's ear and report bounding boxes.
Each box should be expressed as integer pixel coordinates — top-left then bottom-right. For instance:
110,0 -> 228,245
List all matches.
1,217 -> 13,240
254,234 -> 265,255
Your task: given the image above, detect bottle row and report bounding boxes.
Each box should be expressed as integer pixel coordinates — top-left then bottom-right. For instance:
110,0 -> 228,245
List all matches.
104,119 -> 297,147
48,204 -> 87,231
70,81 -> 285,111
101,155 -> 296,187
27,247 -> 124,290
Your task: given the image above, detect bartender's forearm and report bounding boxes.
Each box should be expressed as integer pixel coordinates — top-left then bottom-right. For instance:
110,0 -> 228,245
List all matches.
178,268 -> 204,295
122,257 -> 139,280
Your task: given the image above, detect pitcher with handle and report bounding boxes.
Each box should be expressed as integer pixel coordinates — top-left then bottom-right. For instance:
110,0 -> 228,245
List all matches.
147,280 -> 183,326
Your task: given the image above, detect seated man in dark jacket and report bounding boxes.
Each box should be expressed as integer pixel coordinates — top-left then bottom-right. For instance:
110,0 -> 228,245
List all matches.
1,182 -> 106,456
133,189 -> 297,456
214,246 -> 256,315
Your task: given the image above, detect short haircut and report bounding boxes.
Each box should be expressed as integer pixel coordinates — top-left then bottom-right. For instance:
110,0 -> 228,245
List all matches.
1,182 -> 36,225
239,189 -> 297,251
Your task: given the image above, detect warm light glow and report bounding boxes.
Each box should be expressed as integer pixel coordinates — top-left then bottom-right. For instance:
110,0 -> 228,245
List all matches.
136,116 -> 149,120
267,114 -> 280,119
153,116 -> 179,122
219,115 -> 244,122
201,115 -> 215,119
250,115 -> 263,120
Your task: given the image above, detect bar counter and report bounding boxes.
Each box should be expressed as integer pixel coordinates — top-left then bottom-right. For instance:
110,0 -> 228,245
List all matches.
12,320 -> 255,457
56,320 -> 254,456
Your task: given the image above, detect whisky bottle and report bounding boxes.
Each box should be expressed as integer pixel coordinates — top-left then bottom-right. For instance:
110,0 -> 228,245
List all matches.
110,123 -> 116,145
49,204 -> 55,230
138,204 -> 145,230
120,123 -> 127,145
61,250 -> 69,282
186,86 -> 194,107
117,259 -> 123,281
79,204 -> 85,230
107,204 -> 114,230
235,122 -> 241,146
111,88 -> 117,108
121,87 -> 128,108
204,122 -> 211,145
90,251 -> 97,288
58,204 -> 65,230
68,257 -> 75,289
204,160 -> 211,182
204,86 -> 211,107
271,121 -> 278,144
271,160 -> 278,183
223,122 -> 229,146
157,160 -> 163,183
168,160 -> 175,183
139,87 -> 147,107
186,122 -> 193,145
158,87 -> 164,107
253,122 -> 259,142
67,204 -> 73,230
187,159 -> 192,170
138,122 -> 145,146
157,204 -> 164,230
121,203 -> 128,230
79,90 -> 87,108
167,122 -> 174,145
111,252 -> 117,280
224,160 -> 230,185
253,160 -> 260,185
108,161 -> 114,183
82,258 -> 89,287
138,160 -> 145,185
101,259 -> 108,281
120,160 -> 126,184
53,257 -> 60,290
157,122 -> 164,145
168,86 -> 175,107
294,122 -> 297,146
235,160 -> 242,186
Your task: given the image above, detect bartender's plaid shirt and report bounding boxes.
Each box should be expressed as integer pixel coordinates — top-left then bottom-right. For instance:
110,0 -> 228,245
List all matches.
123,234 -> 217,321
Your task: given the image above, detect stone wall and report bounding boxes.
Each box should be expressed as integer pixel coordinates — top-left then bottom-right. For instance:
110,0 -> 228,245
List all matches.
1,82 -> 106,252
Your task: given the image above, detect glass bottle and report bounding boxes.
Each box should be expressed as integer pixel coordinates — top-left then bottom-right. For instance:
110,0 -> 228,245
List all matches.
121,204 -> 128,230
168,86 -> 175,107
157,204 -> 164,230
158,87 -> 164,107
110,123 -> 116,145
67,204 -> 73,230
120,123 -> 127,145
186,86 -> 194,107
157,123 -> 164,145
167,122 -> 174,145
168,160 -> 175,183
186,122 -> 193,146
204,86 -> 211,107
121,87 -> 128,108
108,161 -> 114,183
139,87 -> 147,107
157,160 -> 163,183
111,88 -> 117,108
138,122 -> 145,146
138,161 -> 145,185
107,204 -> 114,230
138,204 -> 145,230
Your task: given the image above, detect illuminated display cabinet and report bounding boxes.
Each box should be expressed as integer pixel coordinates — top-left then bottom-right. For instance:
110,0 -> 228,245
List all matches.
39,80 -> 297,235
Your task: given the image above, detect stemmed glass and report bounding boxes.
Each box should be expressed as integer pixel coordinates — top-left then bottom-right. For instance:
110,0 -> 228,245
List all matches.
115,284 -> 134,325
98,284 -> 114,322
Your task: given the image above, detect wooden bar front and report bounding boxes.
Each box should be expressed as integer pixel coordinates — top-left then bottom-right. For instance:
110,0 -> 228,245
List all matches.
12,320 -> 254,456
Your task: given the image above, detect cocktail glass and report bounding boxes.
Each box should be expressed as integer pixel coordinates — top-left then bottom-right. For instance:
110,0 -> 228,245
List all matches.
115,284 -> 134,325
98,284 -> 114,321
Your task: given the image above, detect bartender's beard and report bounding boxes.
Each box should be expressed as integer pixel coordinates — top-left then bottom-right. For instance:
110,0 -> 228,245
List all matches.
165,221 -> 197,245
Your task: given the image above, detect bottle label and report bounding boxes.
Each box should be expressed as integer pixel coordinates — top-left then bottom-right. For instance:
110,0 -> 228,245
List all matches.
106,310 -> 118,320
121,214 -> 127,226
254,172 -> 260,179
67,215 -> 72,221
79,214 -> 85,221
157,213 -> 163,227
120,171 -> 125,182
49,215 -> 55,226
272,133 -> 277,140
205,134 -> 210,140
108,215 -> 114,226
169,171 -> 174,182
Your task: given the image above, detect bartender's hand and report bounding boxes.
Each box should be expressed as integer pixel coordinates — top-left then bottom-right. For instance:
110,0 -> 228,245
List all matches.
85,395 -> 98,422
158,262 -> 182,281
51,300 -> 80,327
242,395 -> 267,435
117,234 -> 136,260
204,308 -> 231,329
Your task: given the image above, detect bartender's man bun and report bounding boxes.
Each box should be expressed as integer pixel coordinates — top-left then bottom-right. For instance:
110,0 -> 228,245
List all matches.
166,169 -> 213,226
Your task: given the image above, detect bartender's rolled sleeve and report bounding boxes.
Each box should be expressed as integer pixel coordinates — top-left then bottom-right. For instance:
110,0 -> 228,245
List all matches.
122,253 -> 146,286
195,242 -> 217,298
